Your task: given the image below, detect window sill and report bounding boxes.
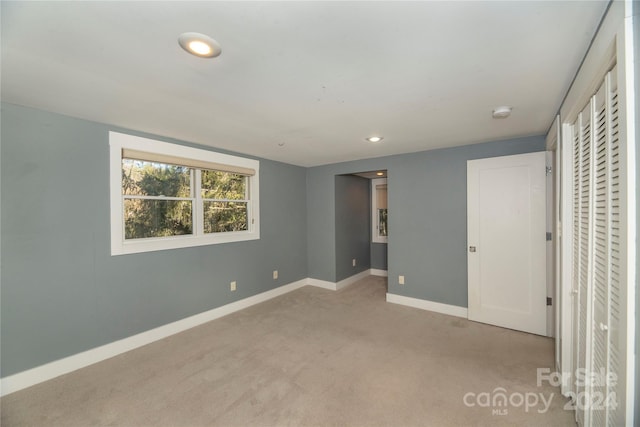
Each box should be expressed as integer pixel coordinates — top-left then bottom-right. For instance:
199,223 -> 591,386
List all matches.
111,231 -> 260,255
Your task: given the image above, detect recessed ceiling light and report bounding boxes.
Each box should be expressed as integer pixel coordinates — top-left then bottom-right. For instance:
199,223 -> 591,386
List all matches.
178,32 -> 222,58
492,106 -> 512,119
376,172 -> 384,176
366,136 -> 383,143
188,41 -> 213,56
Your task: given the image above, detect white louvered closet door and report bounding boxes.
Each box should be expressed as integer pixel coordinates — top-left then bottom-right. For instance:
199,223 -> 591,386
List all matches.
590,75 -> 610,427
604,67 -> 624,427
571,97 -> 594,427
569,66 -> 624,427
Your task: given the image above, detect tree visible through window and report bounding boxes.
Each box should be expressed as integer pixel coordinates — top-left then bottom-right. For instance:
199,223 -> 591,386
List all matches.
122,160 -> 251,240
378,207 -> 388,237
122,159 -> 193,239
201,170 -> 248,233
110,132 -> 260,255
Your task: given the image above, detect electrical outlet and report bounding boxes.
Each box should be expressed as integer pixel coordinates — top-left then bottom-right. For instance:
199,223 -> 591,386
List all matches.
399,275 -> 405,285
352,259 -> 356,267
273,270 -> 278,280
230,281 -> 237,291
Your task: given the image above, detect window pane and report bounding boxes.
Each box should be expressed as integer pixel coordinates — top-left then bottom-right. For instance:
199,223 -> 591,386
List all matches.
376,185 -> 387,209
378,208 -> 388,237
124,199 -> 192,239
122,159 -> 191,197
201,170 -> 246,200
204,201 -> 248,233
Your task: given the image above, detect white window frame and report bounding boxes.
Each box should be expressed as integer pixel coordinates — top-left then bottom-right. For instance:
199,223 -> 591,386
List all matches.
371,178 -> 388,243
109,132 -> 260,255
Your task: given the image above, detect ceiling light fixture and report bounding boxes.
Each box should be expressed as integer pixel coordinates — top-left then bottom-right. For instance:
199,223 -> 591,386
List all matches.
366,136 -> 383,143
178,32 -> 222,58
376,172 -> 384,176
492,106 -> 512,119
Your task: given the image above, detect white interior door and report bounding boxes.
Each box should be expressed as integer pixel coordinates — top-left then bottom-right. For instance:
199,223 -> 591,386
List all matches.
467,152 -> 547,336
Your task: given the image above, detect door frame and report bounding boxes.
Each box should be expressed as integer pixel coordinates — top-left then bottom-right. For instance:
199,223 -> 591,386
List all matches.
467,151 -> 548,336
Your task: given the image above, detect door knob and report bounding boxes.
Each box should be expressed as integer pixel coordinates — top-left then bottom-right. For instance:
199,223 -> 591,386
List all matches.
469,246 -> 477,253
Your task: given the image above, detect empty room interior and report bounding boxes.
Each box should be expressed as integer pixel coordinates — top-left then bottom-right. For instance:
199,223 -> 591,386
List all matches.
1,1 -> 638,426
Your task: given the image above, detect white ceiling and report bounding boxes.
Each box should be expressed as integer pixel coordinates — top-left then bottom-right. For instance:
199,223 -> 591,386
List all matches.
1,1 -> 608,167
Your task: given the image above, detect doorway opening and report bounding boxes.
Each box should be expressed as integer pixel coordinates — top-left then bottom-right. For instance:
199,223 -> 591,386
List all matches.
336,170 -> 388,294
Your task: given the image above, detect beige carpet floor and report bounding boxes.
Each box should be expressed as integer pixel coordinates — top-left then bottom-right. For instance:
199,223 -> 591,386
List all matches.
1,276 -> 575,426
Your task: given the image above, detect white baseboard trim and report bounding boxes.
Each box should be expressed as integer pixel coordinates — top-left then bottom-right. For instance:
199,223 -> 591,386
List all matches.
306,278 -> 337,291
0,278 -> 308,397
335,269 -> 371,290
370,268 -> 388,277
307,270 -> 376,291
386,293 -> 468,318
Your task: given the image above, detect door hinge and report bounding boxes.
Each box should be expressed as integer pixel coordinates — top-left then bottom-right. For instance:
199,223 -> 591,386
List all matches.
546,232 -> 552,241
546,297 -> 552,306
545,166 -> 552,176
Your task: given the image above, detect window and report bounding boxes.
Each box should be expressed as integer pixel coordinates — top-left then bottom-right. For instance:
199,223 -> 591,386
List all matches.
371,178 -> 387,243
110,132 -> 259,255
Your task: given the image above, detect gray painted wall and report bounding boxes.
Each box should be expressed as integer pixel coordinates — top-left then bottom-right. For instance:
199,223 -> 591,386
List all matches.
306,136 -> 545,306
306,166 -> 335,282
0,103 -> 308,377
334,175 -> 370,281
370,243 -> 387,270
